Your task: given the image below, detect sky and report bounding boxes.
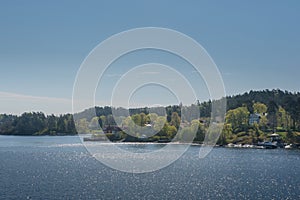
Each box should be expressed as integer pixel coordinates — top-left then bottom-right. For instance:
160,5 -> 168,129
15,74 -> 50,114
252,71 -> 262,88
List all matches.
0,0 -> 300,115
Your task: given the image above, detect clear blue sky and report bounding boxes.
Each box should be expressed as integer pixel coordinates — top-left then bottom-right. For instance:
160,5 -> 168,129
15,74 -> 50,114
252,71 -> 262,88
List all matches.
1,0 -> 300,114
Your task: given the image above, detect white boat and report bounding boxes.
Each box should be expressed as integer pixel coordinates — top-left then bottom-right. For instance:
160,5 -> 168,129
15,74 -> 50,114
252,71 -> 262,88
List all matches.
284,144 -> 292,149
227,143 -> 234,147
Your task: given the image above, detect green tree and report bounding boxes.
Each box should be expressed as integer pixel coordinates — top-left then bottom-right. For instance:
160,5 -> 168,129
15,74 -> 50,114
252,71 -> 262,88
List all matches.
170,112 -> 181,129
99,115 -> 106,127
253,102 -> 267,114
63,114 -> 76,134
277,106 -> 292,130
140,113 -> 147,126
191,120 -> 206,142
47,114 -> 58,134
219,123 -> 233,145
131,114 -> 142,126
153,116 -> 166,133
267,100 -> 278,131
165,125 -> 177,139
225,106 -> 249,132
178,127 -> 195,142
76,118 -> 90,134
106,114 -> 115,126
89,117 -> 100,130
14,112 -> 46,135
122,116 -> 140,137
206,123 -> 223,145
148,113 -> 158,122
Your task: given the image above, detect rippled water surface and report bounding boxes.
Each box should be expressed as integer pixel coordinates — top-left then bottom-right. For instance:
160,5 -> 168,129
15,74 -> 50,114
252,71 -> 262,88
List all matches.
0,136 -> 299,199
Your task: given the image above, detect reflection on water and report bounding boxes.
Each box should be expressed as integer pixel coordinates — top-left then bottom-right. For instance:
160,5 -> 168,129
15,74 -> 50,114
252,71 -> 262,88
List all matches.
0,136 -> 299,199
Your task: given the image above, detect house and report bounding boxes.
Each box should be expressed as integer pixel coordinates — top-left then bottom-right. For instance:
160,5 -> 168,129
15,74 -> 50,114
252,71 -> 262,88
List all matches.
249,113 -> 261,125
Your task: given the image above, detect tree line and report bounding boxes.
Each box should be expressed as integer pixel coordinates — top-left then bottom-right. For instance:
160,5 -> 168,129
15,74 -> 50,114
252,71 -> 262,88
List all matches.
0,89 -> 300,144
0,112 -> 76,135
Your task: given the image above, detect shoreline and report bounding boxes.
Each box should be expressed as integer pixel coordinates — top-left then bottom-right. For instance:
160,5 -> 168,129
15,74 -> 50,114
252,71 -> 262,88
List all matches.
1,134 -> 299,149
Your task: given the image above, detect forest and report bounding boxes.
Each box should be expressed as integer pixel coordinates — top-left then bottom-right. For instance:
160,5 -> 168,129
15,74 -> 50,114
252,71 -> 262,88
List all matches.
0,113 -> 76,136
0,89 -> 300,144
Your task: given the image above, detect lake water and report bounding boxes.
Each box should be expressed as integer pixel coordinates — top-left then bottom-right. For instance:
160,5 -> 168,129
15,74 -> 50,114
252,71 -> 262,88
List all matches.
0,136 -> 299,200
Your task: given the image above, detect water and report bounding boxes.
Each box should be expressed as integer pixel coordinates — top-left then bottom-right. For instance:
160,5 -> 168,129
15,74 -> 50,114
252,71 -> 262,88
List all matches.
0,136 -> 299,200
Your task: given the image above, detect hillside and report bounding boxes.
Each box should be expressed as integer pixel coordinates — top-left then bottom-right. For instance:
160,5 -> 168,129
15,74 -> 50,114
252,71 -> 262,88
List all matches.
1,89 -> 300,145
